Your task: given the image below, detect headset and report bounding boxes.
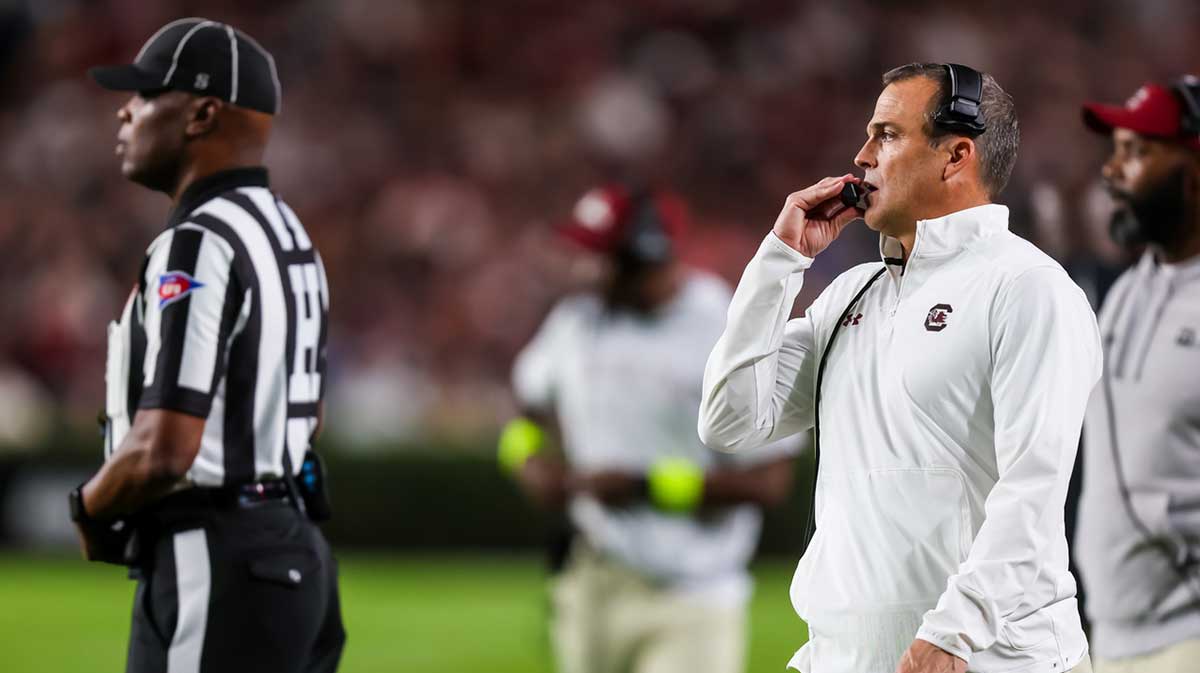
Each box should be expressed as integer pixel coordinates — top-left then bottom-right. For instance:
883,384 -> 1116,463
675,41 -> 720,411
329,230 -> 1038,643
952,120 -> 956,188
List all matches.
617,186 -> 675,268
933,63 -> 988,136
1173,75 -> 1200,137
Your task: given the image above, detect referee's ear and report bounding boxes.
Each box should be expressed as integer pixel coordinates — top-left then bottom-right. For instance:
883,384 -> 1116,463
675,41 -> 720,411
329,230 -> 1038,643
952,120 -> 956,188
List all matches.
185,96 -> 224,138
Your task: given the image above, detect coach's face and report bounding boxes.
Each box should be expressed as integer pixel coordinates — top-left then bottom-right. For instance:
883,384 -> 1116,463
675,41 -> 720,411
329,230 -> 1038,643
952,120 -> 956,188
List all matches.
115,91 -> 191,191
854,77 -> 949,238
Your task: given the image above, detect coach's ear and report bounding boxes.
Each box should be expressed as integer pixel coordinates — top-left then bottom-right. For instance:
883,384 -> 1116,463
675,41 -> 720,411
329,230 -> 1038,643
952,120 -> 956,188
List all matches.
185,97 -> 224,138
941,136 -> 977,183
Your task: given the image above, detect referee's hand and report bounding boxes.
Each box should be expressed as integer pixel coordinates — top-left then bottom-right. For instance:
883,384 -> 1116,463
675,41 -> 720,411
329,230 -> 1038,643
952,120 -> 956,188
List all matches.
773,174 -> 863,257
74,521 -> 103,561
74,520 -> 131,564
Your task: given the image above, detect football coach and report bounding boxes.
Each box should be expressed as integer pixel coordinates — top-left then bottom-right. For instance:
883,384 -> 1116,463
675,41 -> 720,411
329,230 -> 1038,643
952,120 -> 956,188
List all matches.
699,63 -> 1100,673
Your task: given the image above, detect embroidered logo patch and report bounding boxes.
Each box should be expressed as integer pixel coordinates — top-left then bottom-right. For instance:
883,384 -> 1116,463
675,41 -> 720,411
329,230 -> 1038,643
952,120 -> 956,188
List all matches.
924,303 -> 953,332
158,271 -> 205,308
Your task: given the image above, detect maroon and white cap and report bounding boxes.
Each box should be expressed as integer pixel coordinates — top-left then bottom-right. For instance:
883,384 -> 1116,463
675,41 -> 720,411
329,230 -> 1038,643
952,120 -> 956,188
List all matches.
557,184 -> 689,255
1083,80 -> 1200,150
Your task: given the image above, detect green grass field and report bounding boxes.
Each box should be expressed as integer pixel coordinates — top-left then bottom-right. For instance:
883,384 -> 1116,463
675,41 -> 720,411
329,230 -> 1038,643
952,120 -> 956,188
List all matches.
0,552 -> 807,672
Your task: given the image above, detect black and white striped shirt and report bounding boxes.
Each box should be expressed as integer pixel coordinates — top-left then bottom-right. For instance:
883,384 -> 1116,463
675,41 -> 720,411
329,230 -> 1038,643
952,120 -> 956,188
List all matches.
104,167 -> 329,487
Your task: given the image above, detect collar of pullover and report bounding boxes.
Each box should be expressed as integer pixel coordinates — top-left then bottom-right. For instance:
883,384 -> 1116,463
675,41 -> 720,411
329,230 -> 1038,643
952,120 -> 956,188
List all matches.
879,203 -> 1010,273
1139,247 -> 1200,284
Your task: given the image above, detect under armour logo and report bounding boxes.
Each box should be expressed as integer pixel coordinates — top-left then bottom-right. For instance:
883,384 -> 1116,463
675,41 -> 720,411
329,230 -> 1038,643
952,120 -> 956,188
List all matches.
1179,327 -> 1197,348
194,72 -> 210,90
841,313 -> 863,327
925,303 -> 953,332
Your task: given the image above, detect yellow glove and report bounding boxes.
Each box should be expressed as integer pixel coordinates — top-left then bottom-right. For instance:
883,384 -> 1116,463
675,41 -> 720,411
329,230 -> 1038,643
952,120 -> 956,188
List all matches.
498,417 -> 545,474
648,457 -> 704,513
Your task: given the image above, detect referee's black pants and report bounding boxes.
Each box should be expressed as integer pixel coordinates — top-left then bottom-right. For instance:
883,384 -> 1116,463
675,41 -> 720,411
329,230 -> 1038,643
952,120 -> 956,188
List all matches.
125,494 -> 345,673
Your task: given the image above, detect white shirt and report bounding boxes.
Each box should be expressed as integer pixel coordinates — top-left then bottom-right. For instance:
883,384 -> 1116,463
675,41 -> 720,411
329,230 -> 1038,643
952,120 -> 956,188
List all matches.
699,205 -> 1101,672
514,271 -> 797,605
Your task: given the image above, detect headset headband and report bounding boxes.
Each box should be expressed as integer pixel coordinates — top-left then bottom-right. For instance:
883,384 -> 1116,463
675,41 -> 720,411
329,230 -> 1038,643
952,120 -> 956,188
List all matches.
1174,75 -> 1200,137
933,63 -> 987,136
620,185 -> 674,267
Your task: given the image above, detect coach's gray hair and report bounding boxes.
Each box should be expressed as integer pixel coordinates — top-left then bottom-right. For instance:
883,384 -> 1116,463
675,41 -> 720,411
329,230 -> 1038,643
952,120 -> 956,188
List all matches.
882,63 -> 1019,199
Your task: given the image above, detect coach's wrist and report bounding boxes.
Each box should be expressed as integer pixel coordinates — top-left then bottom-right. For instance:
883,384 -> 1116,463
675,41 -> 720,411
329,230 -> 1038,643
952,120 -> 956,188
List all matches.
766,232 -> 816,266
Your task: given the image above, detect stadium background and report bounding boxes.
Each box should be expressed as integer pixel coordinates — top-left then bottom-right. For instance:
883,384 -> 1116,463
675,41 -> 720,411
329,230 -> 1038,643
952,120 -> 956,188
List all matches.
0,0 -> 1193,670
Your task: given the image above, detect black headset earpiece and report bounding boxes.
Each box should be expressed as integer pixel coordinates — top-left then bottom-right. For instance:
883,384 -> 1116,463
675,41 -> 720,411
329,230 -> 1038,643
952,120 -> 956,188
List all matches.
1173,75 -> 1200,137
933,63 -> 988,136
619,186 -> 674,267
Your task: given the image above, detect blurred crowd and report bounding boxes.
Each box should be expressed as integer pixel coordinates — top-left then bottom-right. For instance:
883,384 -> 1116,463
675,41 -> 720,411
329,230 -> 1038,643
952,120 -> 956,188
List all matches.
0,0 -> 1193,450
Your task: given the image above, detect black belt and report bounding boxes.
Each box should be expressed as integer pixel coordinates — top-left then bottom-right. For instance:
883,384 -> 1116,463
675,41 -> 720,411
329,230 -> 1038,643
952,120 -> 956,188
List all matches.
125,480 -> 294,576
154,479 -> 293,512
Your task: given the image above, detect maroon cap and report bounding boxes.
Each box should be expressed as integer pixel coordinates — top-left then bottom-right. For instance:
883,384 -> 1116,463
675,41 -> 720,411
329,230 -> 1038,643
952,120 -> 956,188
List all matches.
556,184 -> 688,254
1083,82 -> 1200,149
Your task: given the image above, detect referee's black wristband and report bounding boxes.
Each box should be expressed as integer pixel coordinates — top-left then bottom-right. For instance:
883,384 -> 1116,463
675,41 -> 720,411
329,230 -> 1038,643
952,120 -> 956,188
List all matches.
68,483 -> 91,524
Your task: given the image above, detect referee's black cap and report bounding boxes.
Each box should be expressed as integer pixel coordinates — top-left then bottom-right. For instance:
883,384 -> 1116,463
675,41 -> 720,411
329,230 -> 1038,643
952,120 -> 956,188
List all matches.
89,18 -> 281,115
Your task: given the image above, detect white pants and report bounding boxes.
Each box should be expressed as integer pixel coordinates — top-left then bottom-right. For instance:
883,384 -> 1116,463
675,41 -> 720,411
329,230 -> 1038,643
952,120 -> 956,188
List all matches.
551,544 -> 746,673
1094,639 -> 1200,673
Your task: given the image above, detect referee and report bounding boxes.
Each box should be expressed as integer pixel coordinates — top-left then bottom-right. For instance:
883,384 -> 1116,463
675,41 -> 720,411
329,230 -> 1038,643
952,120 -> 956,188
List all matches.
69,19 -> 344,673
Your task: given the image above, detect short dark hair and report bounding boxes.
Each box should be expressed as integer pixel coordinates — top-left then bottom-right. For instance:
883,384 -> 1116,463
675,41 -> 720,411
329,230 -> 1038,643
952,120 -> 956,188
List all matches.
882,63 -> 1019,199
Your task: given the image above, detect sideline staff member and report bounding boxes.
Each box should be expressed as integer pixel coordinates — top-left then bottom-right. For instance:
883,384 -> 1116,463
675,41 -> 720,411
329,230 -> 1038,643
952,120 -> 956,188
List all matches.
1075,78 -> 1200,673
699,64 -> 1100,673
70,19 -> 344,673
502,184 -> 797,673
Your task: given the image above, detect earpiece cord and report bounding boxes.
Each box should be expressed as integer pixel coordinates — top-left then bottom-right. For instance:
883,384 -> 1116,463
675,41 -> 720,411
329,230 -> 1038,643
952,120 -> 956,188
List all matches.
803,267 -> 887,552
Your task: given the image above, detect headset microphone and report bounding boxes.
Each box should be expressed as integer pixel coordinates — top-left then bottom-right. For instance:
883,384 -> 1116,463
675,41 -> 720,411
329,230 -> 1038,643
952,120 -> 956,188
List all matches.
840,182 -> 874,210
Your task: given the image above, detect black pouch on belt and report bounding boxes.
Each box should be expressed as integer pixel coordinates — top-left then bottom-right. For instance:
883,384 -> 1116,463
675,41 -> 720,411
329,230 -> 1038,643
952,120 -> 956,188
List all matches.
298,450 -> 332,522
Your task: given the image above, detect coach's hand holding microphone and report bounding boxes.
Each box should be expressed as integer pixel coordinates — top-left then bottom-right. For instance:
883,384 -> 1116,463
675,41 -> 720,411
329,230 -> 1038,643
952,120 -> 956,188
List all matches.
772,174 -> 869,256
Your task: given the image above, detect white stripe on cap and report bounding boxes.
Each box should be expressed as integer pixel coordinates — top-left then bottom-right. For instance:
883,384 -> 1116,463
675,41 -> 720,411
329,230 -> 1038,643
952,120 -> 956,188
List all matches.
136,17 -> 199,63
234,30 -> 281,113
163,20 -> 217,87
167,529 -> 211,673
225,24 -> 239,103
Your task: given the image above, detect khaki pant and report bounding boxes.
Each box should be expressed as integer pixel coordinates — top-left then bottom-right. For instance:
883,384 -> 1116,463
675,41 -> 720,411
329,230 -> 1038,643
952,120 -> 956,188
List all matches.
551,545 -> 746,673
1094,639 -> 1200,673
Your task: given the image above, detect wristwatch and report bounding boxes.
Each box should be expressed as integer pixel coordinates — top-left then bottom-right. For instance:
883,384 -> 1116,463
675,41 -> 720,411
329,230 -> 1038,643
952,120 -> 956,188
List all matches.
68,484 -> 90,524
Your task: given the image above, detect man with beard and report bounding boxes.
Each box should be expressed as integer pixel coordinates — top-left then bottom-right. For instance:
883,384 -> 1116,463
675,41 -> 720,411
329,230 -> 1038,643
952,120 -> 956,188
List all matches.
1074,78 -> 1200,673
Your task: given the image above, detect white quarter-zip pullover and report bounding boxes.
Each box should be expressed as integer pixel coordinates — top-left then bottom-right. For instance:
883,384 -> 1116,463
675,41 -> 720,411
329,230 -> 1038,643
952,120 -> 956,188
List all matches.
699,204 -> 1101,672
1076,250 -> 1200,658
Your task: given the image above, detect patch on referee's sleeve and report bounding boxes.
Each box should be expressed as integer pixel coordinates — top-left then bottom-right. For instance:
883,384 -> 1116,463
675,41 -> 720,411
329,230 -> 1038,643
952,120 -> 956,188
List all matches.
157,271 -> 206,309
